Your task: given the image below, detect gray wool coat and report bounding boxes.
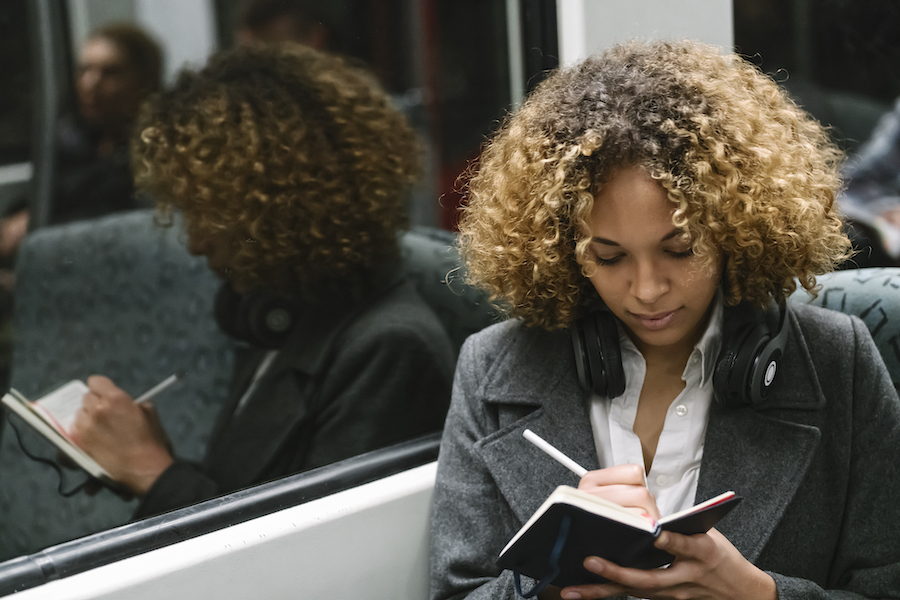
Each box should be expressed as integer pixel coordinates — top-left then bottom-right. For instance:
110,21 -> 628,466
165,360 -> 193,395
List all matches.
135,277 -> 455,519
430,302 -> 900,600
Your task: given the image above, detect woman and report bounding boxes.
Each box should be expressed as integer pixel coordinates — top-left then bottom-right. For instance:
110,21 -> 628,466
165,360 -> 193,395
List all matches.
70,43 -> 455,518
430,40 -> 900,599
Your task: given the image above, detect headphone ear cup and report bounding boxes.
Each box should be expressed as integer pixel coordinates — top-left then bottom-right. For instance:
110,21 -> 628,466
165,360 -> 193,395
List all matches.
571,321 -> 594,393
213,283 -> 298,348
712,320 -> 755,407
214,282 -> 248,341
572,311 -> 625,398
714,301 -> 789,407
242,292 -> 298,348
748,301 -> 789,404
591,311 -> 625,398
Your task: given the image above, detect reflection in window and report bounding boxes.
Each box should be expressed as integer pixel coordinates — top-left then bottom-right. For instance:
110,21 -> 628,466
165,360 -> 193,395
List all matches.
0,0 -> 511,569
734,0 -> 900,151
0,0 -> 32,166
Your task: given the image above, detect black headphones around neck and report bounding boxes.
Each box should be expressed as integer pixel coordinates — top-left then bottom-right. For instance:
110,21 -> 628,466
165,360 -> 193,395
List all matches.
571,298 -> 790,408
214,283 -> 302,349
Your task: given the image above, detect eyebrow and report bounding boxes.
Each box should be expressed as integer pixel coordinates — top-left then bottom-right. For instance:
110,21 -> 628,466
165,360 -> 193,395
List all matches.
591,228 -> 683,246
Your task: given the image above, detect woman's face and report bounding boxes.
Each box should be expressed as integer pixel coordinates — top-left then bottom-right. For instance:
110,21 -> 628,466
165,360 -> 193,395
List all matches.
76,36 -> 145,131
186,227 -> 241,286
586,165 -> 721,357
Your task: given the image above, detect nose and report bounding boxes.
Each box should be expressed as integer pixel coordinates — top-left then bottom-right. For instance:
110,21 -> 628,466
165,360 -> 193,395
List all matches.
631,259 -> 669,304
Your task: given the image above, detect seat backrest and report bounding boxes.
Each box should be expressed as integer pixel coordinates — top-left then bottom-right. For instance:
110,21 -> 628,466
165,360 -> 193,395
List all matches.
399,226 -> 500,353
0,209 -> 236,560
789,267 -> 900,390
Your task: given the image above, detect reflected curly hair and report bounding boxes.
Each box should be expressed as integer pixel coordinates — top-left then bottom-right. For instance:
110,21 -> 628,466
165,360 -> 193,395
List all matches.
132,43 -> 419,296
460,39 -> 852,330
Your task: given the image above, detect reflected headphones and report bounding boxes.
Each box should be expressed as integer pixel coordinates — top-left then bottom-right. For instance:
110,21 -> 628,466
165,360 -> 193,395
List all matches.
571,298 -> 790,407
214,283 -> 301,349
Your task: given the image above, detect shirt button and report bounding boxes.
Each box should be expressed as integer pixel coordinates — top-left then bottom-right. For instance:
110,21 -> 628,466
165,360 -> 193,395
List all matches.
655,475 -> 670,487
675,404 -> 688,417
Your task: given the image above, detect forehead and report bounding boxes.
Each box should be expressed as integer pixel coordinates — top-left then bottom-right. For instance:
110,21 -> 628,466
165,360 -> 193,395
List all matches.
589,166 -> 677,238
79,37 -> 129,68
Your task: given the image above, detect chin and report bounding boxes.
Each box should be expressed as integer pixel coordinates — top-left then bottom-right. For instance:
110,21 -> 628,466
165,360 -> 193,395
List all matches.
631,327 -> 693,351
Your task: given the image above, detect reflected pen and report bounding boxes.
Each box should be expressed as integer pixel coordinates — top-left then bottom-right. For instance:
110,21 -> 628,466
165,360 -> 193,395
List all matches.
134,371 -> 185,404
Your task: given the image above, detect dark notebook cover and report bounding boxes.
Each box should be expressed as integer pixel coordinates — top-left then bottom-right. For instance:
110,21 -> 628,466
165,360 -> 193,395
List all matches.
496,486 -> 741,589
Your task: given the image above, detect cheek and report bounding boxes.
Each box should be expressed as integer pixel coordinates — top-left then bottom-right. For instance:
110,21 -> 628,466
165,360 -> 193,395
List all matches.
679,261 -> 721,302
586,270 -> 625,307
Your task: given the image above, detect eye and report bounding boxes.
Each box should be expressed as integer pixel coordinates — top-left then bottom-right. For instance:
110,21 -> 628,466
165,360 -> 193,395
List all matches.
593,253 -> 624,266
667,248 -> 694,259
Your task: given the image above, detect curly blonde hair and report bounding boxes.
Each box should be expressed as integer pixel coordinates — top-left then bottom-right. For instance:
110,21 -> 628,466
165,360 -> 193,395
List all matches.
132,43 -> 419,296
460,39 -> 852,330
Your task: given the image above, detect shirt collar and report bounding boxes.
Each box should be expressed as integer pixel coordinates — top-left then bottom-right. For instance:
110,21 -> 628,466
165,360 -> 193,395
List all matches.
691,290 -> 724,386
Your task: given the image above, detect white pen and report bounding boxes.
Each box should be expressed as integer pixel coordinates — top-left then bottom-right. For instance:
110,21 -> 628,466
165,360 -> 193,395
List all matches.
134,371 -> 185,404
523,429 -> 588,478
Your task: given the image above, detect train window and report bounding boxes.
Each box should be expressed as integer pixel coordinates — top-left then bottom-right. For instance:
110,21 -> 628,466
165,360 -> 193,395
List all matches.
733,0 -> 900,152
0,0 -> 516,572
0,0 -> 34,215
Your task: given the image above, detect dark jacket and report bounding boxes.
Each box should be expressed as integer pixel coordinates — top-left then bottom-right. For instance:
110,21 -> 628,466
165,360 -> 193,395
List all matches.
136,277 -> 455,518
430,302 -> 900,599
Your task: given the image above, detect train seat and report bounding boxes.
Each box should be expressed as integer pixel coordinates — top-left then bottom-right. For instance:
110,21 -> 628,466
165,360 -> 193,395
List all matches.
788,266 -> 900,389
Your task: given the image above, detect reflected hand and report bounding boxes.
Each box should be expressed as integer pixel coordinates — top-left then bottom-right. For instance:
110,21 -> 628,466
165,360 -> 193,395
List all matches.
882,206 -> 900,228
559,528 -> 776,600
578,463 -> 660,520
0,209 -> 29,258
70,375 -> 174,496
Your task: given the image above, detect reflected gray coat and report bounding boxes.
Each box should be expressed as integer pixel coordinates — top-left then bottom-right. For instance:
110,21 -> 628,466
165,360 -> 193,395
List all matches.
430,302 -> 900,600
136,277 -> 455,518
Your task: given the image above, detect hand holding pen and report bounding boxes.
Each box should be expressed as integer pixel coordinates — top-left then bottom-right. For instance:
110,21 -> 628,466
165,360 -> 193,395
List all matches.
71,373 -> 184,495
523,428 -> 659,520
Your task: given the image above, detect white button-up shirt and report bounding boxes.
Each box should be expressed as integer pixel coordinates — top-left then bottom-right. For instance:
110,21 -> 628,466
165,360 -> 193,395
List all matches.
589,296 -> 723,518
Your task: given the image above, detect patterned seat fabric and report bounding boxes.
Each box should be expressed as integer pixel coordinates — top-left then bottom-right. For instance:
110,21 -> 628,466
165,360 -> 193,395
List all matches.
400,226 -> 500,354
789,267 -> 900,390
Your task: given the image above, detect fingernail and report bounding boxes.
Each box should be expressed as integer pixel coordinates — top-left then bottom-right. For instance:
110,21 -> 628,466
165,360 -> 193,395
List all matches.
656,532 -> 669,546
585,556 -> 604,571
562,591 -> 582,599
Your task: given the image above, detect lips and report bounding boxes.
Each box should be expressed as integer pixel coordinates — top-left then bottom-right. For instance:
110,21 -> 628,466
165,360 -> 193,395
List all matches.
630,309 -> 678,330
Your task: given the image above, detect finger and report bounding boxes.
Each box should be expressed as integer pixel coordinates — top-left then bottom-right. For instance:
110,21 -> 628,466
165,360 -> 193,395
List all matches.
573,556 -> 679,597
577,477 -> 659,520
579,464 -> 646,487
80,391 -> 102,410
578,484 -> 659,518
86,375 -> 132,402
559,558 -> 641,599
86,374 -> 115,392
654,530 -> 713,562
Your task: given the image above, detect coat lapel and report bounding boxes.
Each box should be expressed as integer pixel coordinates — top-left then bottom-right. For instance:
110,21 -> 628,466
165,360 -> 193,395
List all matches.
697,404 -> 820,562
205,287 -> 378,489
474,330 -> 602,524
696,310 -> 825,562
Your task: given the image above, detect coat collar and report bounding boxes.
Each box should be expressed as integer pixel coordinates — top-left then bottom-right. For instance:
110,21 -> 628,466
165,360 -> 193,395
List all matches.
475,308 -> 825,560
